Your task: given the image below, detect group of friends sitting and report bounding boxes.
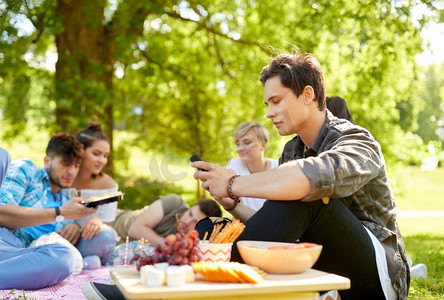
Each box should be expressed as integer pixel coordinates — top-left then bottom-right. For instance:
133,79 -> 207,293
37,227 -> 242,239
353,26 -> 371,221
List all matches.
0,124 -> 224,290
0,51 -> 408,300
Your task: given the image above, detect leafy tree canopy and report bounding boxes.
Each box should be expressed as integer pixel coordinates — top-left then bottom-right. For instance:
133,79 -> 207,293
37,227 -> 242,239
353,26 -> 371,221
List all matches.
0,0 -> 442,168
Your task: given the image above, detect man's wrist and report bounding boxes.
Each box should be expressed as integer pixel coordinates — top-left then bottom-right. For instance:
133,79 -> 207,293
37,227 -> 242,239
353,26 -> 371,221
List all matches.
225,197 -> 240,211
55,206 -> 65,222
226,175 -> 240,200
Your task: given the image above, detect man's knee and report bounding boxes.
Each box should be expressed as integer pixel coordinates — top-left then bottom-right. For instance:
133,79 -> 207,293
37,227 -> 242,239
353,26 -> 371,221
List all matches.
32,245 -> 74,289
0,244 -> 75,290
43,243 -> 78,275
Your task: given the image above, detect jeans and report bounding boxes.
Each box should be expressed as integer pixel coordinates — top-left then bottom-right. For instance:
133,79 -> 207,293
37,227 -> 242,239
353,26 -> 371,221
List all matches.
231,199 -> 386,300
0,225 -> 117,290
0,227 -> 74,290
75,225 -> 117,264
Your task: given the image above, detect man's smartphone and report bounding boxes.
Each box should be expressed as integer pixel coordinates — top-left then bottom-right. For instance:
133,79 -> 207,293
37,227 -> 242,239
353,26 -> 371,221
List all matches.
190,153 -> 207,171
81,192 -> 124,208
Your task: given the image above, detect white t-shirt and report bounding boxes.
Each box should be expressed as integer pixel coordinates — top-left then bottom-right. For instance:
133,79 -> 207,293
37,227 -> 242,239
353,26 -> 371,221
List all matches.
226,158 -> 279,211
364,227 -> 397,300
75,185 -> 119,227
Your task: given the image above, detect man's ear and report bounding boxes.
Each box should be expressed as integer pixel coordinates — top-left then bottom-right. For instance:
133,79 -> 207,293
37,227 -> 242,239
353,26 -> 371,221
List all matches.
303,86 -> 315,104
43,156 -> 50,168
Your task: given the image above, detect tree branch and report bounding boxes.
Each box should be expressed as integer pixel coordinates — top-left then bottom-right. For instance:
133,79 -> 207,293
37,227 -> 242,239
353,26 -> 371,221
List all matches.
23,0 -> 47,43
163,10 -> 275,56
106,0 -> 153,49
138,47 -> 186,80
208,33 -> 233,79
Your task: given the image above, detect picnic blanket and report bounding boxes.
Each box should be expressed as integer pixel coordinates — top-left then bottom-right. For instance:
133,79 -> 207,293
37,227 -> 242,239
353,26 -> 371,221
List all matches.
0,266 -> 116,300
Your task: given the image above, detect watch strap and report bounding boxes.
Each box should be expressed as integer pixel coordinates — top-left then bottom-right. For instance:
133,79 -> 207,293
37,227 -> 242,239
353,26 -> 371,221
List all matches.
55,206 -> 61,216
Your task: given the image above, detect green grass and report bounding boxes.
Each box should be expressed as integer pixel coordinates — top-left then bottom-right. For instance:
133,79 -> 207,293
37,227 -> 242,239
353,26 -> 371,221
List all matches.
397,217 -> 443,300
388,165 -> 444,299
403,234 -> 444,300
388,165 -> 444,211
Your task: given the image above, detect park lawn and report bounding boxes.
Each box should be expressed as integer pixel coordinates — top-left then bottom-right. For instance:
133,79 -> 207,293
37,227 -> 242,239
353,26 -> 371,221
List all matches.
388,165 -> 444,211
398,216 -> 443,300
390,167 -> 444,298
403,232 -> 444,300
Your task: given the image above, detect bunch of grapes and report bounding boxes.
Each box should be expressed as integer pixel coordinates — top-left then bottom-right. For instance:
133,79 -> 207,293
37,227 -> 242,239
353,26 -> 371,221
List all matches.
132,229 -> 201,271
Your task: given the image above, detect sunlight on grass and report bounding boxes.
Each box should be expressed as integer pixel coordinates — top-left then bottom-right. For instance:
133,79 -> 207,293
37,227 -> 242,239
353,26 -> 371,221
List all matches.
388,165 -> 444,211
398,217 -> 444,236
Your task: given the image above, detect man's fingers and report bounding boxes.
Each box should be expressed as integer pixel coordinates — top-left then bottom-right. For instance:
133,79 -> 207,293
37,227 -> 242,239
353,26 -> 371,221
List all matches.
201,181 -> 211,191
62,230 -> 73,242
83,206 -> 98,217
191,161 -> 212,172
71,235 -> 80,245
71,196 -> 84,203
69,230 -> 81,244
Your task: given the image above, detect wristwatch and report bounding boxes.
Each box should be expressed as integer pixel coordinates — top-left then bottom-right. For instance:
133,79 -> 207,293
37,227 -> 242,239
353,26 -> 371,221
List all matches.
54,207 -> 65,223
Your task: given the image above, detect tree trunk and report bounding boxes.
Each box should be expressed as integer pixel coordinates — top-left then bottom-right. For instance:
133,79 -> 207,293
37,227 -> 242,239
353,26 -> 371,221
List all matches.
55,0 -> 115,175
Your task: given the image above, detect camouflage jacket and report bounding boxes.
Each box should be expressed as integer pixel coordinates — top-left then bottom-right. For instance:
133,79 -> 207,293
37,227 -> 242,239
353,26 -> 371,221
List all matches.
280,111 -> 410,299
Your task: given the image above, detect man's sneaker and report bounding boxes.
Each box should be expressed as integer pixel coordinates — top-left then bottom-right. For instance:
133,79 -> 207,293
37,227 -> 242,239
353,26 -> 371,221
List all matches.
411,263 -> 427,280
320,290 -> 341,300
82,281 -> 126,300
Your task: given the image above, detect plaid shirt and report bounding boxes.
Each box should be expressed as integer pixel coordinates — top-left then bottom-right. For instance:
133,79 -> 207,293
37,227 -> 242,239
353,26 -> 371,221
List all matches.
0,158 -> 73,246
280,111 -> 409,299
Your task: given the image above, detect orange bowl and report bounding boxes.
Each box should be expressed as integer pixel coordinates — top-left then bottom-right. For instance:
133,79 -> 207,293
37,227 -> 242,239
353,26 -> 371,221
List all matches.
237,240 -> 322,274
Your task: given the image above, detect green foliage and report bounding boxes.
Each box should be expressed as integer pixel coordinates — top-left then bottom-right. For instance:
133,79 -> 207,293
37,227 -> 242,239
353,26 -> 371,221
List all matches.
0,0 -> 58,135
115,175 -> 187,210
415,63 -> 444,146
0,125 -> 49,164
1,289 -> 36,300
1,0 -> 442,168
384,130 -> 426,166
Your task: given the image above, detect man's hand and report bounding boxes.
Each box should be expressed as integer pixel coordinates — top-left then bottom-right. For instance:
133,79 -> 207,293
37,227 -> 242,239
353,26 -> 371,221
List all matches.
61,197 -> 98,220
58,223 -> 81,245
81,216 -> 103,240
191,161 -> 236,198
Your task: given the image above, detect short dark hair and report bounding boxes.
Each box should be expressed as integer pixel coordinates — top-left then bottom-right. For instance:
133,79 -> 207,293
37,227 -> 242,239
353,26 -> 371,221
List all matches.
46,132 -> 84,165
197,199 -> 222,218
76,122 -> 110,149
326,96 -> 354,123
260,52 -> 326,111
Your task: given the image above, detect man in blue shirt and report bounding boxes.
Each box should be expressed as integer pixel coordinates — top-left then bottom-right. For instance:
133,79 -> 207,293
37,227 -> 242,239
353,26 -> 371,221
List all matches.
0,148 -> 10,185
0,133 -> 99,289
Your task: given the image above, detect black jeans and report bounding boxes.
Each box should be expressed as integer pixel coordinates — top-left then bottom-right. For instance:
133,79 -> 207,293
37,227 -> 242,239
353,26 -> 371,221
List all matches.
230,199 -> 386,300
